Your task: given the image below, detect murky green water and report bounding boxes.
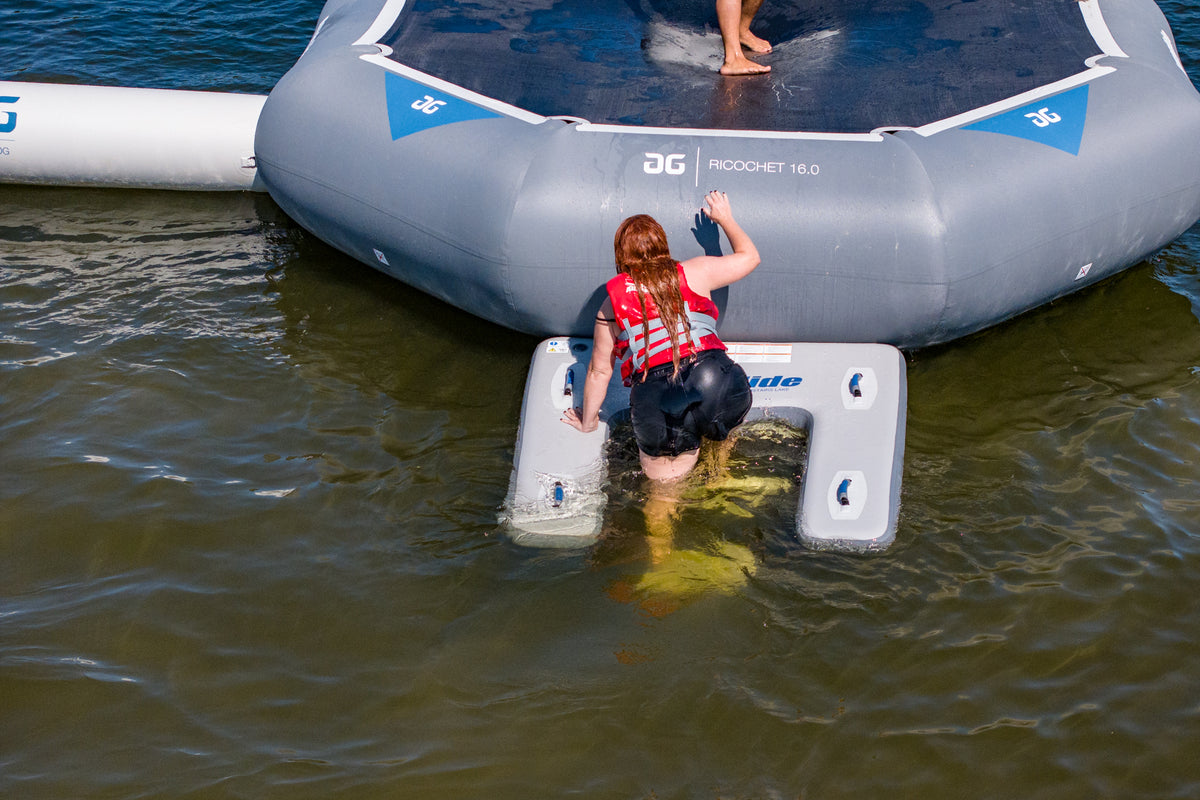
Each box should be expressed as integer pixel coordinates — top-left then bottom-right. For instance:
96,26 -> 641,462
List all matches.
4,2 -> 1200,798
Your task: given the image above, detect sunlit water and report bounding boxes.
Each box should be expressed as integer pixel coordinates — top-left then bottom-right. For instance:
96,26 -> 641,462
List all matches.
3,2 -> 1200,798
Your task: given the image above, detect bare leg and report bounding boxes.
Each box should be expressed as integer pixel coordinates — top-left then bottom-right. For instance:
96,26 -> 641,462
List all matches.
738,0 -> 772,54
628,443 -> 758,609
717,0 -> 770,75
643,477 -> 683,564
639,448 -> 696,563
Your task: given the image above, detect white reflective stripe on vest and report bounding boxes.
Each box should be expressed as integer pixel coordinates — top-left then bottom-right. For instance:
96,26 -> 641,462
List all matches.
621,310 -> 719,370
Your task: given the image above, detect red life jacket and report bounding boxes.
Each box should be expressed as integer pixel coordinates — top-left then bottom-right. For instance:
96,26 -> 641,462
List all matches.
606,264 -> 725,385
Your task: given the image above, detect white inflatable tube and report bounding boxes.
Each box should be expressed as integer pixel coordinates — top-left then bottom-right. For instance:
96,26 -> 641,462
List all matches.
0,81 -> 266,191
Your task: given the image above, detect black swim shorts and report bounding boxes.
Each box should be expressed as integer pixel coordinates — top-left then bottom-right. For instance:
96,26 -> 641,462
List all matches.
628,349 -> 752,458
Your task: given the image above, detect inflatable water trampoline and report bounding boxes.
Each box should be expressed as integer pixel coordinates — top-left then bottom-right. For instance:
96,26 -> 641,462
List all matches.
248,0 -> 1200,347
2,0 -> 1198,346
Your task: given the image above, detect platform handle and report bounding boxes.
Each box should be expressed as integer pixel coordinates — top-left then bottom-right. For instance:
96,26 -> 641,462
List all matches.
837,478 -> 852,506
564,366 -> 574,397
848,372 -> 863,399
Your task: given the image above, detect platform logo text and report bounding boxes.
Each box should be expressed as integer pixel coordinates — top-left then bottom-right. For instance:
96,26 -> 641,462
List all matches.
748,375 -> 802,390
0,95 -> 17,134
643,152 -> 686,176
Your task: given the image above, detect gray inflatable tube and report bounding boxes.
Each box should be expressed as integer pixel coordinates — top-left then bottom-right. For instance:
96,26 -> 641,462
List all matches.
256,0 -> 1200,347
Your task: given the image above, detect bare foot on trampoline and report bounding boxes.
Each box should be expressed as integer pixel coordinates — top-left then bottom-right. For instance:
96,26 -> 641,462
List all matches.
741,32 -> 772,54
720,53 -> 770,75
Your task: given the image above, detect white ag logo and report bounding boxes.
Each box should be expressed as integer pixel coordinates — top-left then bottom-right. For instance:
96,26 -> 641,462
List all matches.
411,95 -> 447,115
644,152 -> 686,176
1024,107 -> 1062,128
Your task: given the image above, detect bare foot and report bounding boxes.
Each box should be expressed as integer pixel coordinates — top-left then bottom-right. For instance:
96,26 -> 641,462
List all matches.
720,53 -> 770,75
741,32 -> 772,54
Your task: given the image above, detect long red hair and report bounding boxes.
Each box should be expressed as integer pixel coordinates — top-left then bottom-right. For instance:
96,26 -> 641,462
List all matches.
613,214 -> 691,380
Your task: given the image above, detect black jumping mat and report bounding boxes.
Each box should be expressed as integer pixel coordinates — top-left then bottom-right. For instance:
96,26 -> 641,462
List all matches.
381,0 -> 1104,133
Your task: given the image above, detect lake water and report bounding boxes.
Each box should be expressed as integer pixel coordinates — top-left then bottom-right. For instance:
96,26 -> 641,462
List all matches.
3,2 -> 1200,797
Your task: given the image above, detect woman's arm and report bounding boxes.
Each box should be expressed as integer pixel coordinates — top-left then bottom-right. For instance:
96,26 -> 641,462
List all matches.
680,190 -> 761,295
561,299 -> 619,433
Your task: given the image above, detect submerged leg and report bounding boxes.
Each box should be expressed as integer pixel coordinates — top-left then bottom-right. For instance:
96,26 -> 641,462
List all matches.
636,471 -> 756,606
638,447 -> 696,562
693,435 -> 739,486
643,476 -> 684,564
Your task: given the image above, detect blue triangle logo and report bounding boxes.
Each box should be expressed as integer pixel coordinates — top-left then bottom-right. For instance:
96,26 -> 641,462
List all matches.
964,84 -> 1090,156
384,71 -> 500,141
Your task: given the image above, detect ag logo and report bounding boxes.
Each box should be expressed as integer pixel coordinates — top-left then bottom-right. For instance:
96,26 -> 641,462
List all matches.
411,95 -> 447,115
0,95 -> 17,134
1024,107 -> 1062,128
644,152 -> 686,176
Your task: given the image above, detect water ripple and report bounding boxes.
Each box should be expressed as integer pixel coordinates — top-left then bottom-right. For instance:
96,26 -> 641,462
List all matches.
4,3 -> 1200,799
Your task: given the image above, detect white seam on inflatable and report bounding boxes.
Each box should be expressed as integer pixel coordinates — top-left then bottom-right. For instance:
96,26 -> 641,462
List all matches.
354,0 -> 410,47
1161,30 -> 1187,74
301,15 -> 328,57
572,122 -> 883,141
1079,0 -> 1129,59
